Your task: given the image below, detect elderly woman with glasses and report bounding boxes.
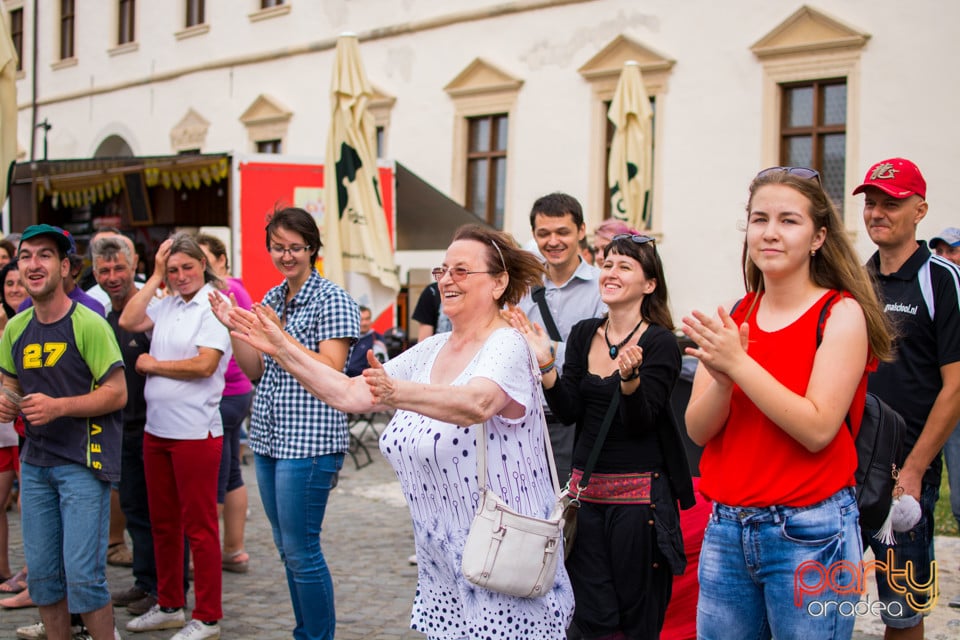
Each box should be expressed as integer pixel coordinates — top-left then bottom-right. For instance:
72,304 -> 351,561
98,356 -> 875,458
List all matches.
682,167 -> 893,639
210,207 -> 358,640
221,224 -> 575,639
507,231 -> 695,638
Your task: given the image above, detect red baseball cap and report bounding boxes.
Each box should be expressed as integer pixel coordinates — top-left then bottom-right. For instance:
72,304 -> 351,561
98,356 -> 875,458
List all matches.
852,157 -> 926,200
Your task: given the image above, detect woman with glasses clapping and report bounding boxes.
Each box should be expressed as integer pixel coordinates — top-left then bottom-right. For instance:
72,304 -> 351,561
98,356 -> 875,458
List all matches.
507,231 -> 695,639
219,224 -> 575,639
210,207 -> 359,640
682,167 -> 893,639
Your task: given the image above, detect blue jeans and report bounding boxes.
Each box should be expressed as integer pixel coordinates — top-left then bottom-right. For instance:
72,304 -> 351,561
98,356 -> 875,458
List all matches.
217,392 -> 253,502
20,462 -> 111,613
863,482 -> 938,629
697,488 -> 861,640
256,453 -> 343,640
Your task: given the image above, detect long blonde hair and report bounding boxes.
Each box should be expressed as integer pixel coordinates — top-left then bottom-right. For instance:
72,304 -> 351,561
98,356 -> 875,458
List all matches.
742,170 -> 893,361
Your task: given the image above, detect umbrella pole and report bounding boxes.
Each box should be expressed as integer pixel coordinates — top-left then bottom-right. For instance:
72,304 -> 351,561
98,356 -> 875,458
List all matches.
642,190 -> 650,229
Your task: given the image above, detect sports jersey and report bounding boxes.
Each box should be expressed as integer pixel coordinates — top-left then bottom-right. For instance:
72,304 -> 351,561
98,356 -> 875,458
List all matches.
868,242 -> 960,487
0,302 -> 124,482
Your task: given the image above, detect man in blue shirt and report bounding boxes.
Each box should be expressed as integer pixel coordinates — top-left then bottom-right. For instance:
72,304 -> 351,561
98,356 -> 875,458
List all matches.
514,193 -> 606,484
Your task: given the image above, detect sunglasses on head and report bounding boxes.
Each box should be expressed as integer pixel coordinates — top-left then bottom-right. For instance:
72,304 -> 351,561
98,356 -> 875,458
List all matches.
756,166 -> 821,184
611,234 -> 655,246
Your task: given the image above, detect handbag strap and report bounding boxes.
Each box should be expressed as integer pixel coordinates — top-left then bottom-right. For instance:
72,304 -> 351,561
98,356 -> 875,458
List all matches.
532,286 -> 563,343
575,320 -> 651,493
476,413 -> 561,496
575,391 -> 620,491
475,346 -> 562,498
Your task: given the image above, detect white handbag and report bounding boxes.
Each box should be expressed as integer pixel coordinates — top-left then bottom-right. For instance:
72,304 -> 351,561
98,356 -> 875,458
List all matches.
461,416 -> 565,598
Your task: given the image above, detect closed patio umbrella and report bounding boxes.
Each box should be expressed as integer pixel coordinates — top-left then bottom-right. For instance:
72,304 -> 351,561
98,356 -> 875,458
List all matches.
322,33 -> 399,316
607,60 -> 653,229
0,4 -> 18,208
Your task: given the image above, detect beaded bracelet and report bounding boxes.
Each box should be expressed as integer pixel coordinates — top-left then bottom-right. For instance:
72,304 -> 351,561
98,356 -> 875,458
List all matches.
538,343 -> 557,375
620,368 -> 640,382
539,357 -> 556,375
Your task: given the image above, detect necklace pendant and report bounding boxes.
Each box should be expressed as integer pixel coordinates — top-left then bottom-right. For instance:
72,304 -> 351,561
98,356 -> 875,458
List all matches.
609,346 -> 618,359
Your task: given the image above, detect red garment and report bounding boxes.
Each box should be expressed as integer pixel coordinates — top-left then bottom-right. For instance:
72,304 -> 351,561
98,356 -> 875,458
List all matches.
699,290 -> 872,507
144,433 -> 223,621
660,478 -> 710,640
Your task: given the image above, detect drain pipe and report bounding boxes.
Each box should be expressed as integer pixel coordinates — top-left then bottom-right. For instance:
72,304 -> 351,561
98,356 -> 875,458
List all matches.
29,0 -> 38,160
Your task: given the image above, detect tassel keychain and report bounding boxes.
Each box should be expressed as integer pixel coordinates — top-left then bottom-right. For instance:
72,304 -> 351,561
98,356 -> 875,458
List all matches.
873,469 -> 922,545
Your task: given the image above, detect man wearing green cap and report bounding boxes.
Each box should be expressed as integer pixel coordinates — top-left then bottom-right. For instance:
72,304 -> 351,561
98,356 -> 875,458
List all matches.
0,224 -> 127,640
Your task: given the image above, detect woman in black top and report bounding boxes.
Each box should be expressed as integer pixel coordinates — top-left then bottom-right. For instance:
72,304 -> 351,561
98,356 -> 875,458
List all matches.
509,233 -> 694,639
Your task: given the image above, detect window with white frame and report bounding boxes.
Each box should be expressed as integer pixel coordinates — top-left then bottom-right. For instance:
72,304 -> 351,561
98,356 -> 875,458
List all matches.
444,59 -> 522,230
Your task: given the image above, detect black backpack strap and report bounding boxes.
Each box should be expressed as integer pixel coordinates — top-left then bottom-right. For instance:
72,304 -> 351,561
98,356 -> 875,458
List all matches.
729,297 -> 743,319
532,286 -> 563,342
815,291 -> 845,347
813,291 -> 851,431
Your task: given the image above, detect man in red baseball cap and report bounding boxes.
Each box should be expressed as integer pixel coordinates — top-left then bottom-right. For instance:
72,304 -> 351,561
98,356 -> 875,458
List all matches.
858,158 -> 960,638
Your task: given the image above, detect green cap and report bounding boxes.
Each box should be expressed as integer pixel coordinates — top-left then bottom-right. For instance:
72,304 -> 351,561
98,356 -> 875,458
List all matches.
18,224 -> 75,255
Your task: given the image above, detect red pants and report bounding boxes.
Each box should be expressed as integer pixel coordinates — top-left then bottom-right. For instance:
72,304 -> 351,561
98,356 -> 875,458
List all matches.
144,433 -> 223,621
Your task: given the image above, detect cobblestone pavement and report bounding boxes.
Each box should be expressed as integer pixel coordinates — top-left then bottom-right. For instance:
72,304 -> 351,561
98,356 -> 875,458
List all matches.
0,422 -> 425,639
1,421 -> 959,638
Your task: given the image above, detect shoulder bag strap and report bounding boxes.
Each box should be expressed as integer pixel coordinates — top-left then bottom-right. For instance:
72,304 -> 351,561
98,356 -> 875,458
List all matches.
475,418 -> 562,497
575,391 -> 621,491
532,286 -> 563,343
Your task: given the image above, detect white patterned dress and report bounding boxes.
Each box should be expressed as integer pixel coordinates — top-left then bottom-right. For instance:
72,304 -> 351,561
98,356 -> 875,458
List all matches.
381,328 -> 574,639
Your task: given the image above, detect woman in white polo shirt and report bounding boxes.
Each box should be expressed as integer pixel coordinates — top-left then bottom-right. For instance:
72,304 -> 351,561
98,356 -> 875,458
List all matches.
119,233 -> 231,640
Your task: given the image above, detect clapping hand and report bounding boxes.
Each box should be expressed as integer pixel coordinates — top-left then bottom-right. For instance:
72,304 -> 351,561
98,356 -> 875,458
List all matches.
616,345 -> 643,381
362,350 -> 397,406
681,306 -> 749,385
503,306 -> 553,366
209,290 -> 238,329
231,304 -> 287,357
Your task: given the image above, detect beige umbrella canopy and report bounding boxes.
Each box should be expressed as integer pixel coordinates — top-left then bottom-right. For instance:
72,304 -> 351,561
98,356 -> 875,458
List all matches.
0,4 -> 18,208
607,60 -> 653,230
322,34 -> 399,316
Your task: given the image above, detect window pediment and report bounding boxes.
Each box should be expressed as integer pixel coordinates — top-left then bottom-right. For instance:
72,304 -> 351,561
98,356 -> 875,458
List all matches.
751,5 -> 870,59
578,35 -> 674,82
239,94 -> 293,125
444,59 -> 523,98
170,109 -> 210,151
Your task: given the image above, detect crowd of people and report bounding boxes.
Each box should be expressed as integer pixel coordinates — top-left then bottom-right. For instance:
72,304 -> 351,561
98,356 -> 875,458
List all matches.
0,155 -> 956,640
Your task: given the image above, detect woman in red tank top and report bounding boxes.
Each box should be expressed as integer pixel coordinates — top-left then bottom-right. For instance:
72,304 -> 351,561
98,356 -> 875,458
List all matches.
681,167 -> 893,640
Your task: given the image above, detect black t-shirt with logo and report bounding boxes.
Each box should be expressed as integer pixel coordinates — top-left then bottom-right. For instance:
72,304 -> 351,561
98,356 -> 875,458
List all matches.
868,242 -> 960,487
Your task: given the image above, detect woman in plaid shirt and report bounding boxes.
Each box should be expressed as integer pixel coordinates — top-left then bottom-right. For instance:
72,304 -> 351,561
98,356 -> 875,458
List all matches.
211,208 -> 359,640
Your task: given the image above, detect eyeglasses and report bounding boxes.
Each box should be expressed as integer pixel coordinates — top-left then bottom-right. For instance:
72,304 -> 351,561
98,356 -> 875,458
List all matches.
756,166 -> 821,184
269,245 -> 312,257
431,267 -> 496,282
611,234 -> 656,245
